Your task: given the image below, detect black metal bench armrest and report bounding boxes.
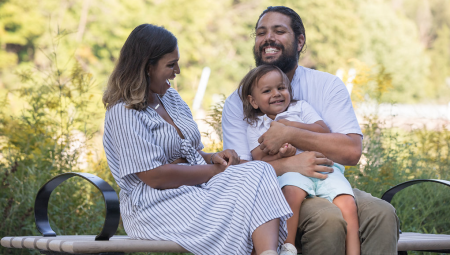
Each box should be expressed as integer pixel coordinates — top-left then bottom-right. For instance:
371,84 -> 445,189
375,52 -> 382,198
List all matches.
34,172 -> 120,241
381,179 -> 450,204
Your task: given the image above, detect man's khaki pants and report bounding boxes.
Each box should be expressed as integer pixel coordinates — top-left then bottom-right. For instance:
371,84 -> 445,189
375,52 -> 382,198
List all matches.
295,188 -> 400,255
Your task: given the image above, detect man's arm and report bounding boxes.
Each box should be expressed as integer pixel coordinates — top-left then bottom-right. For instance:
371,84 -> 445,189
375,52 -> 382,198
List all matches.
258,121 -> 362,165
258,76 -> 363,166
222,90 -> 335,177
279,119 -> 330,133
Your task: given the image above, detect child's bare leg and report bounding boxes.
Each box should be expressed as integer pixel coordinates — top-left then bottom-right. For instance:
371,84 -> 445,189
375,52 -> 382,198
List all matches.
334,194 -> 360,255
282,185 -> 307,245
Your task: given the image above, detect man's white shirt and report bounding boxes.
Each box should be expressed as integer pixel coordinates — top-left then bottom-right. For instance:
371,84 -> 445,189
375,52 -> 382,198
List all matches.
222,65 -> 362,161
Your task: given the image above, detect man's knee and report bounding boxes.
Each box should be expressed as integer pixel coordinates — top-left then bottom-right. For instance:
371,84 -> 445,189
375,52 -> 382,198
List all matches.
354,189 -> 399,254
298,197 -> 347,235
371,199 -> 397,220
297,198 -> 347,254
355,189 -> 399,229
360,198 -> 399,236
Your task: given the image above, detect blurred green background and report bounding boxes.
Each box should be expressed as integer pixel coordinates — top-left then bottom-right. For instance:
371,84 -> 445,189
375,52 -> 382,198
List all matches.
1,0 -> 450,254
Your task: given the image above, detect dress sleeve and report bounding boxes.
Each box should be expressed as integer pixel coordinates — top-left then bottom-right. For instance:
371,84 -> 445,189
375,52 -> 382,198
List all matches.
105,105 -> 167,178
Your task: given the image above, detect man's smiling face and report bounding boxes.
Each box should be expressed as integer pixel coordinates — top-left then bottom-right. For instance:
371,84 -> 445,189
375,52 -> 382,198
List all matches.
253,12 -> 302,73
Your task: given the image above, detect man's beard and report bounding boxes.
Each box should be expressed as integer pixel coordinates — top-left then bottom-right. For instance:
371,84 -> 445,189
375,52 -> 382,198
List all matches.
253,40 -> 299,73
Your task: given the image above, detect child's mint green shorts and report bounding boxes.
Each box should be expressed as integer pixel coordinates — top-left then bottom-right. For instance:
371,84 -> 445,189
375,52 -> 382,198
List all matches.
277,163 -> 354,202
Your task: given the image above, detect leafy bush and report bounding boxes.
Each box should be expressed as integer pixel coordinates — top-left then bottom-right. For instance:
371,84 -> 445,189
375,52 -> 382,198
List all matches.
346,117 -> 450,240
0,42 -> 125,254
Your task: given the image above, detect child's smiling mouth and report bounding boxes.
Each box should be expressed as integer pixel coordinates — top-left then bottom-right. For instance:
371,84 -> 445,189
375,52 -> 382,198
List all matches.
269,99 -> 285,104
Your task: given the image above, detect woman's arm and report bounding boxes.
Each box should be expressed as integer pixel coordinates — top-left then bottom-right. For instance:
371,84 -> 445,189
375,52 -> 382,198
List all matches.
278,119 -> 330,133
136,163 -> 226,190
137,149 -> 239,190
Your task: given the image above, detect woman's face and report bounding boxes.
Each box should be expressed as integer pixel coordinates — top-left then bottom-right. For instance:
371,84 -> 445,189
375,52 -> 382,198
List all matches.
148,46 -> 180,95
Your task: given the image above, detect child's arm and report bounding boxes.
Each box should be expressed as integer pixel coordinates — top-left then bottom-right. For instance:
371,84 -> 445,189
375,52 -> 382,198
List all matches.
251,143 -> 296,162
278,119 -> 330,133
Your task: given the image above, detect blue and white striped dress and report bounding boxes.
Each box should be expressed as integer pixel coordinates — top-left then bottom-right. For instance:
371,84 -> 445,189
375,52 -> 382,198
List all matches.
103,88 -> 292,255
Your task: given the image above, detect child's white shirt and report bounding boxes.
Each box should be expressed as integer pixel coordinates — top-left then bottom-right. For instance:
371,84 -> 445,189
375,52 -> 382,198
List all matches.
247,100 -> 323,154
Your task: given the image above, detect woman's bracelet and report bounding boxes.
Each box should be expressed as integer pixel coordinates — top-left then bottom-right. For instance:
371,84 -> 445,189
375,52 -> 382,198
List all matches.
210,153 -> 217,164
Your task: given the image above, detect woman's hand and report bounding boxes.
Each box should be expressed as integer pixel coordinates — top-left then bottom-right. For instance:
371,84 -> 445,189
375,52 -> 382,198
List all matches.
279,143 -> 296,158
212,149 -> 240,167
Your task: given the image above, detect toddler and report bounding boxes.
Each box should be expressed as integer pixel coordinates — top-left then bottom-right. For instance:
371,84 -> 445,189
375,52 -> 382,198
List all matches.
238,65 -> 360,255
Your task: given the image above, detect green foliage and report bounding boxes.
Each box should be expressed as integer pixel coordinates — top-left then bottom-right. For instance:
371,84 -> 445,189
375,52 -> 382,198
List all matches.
202,95 -> 226,153
346,117 -> 450,239
0,41 -> 124,255
1,0 -> 450,105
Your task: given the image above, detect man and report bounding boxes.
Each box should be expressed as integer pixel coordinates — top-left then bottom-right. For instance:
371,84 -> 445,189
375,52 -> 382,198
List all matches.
222,6 -> 399,255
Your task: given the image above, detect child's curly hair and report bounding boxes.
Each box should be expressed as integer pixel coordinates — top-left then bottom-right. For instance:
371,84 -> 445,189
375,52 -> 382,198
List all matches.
238,64 -> 294,125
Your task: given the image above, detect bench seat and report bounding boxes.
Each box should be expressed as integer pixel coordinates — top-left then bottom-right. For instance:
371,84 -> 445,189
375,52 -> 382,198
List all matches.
1,235 -> 188,254
3,232 -> 450,254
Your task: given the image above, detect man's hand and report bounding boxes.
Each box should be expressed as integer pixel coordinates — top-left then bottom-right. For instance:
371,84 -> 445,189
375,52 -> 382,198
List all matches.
282,151 -> 334,179
258,121 -> 290,155
277,118 -> 291,126
279,143 -> 296,158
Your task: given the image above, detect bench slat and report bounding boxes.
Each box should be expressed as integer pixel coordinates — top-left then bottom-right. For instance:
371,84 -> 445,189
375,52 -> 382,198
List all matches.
397,232 -> 450,252
3,233 -> 450,253
2,236 -> 189,253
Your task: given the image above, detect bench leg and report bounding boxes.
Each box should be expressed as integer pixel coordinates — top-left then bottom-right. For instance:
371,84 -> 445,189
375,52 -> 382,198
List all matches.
40,251 -> 125,255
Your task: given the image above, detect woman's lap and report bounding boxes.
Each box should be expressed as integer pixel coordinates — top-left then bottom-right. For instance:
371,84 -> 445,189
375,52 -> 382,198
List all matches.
124,161 -> 292,255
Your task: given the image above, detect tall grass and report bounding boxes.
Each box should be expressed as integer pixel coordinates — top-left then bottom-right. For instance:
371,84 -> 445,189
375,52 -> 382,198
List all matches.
346,117 -> 450,238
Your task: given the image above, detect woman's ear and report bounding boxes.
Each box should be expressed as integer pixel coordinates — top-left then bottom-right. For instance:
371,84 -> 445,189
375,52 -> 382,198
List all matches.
248,95 -> 259,109
147,67 -> 152,76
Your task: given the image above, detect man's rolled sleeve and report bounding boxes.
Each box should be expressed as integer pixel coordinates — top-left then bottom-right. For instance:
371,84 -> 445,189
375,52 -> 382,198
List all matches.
222,91 -> 252,161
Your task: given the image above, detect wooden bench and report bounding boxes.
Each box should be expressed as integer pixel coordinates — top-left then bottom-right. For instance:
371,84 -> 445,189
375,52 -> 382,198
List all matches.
2,173 -> 450,254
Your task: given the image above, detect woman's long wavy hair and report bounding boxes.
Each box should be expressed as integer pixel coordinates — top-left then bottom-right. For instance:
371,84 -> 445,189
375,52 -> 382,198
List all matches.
238,65 -> 293,125
103,24 -> 177,110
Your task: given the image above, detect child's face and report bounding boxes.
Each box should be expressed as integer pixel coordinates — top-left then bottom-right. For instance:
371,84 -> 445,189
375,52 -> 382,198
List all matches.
248,70 -> 291,119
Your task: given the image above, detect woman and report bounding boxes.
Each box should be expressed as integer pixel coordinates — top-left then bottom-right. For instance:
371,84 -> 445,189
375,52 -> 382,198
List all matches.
102,24 -> 292,255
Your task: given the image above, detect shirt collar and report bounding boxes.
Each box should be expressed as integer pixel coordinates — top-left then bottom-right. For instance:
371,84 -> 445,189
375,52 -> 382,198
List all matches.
291,65 -> 302,101
254,101 -> 299,129
255,114 -> 273,130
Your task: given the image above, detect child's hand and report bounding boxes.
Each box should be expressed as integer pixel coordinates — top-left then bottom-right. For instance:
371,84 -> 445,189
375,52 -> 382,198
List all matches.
278,143 -> 296,158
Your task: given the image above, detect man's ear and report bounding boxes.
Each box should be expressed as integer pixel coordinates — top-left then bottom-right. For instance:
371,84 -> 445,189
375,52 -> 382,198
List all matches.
248,95 -> 259,109
297,34 -> 305,52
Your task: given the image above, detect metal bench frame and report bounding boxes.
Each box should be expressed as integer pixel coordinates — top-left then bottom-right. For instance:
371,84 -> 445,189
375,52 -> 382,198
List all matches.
2,173 -> 450,254
381,179 -> 450,254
